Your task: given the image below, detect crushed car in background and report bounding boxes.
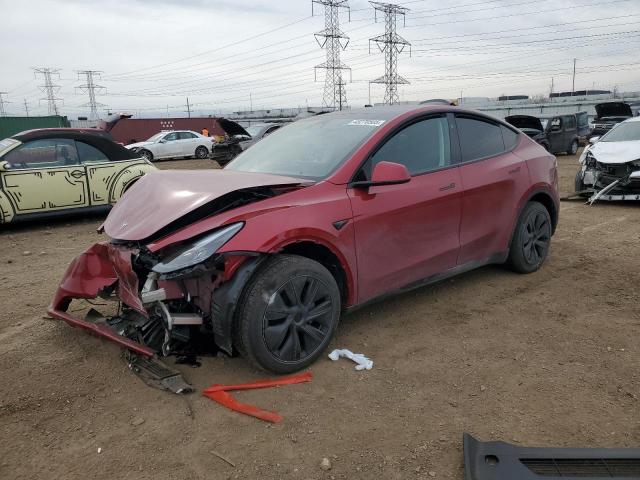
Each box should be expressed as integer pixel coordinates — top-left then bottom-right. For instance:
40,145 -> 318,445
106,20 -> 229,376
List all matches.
576,117 -> 640,202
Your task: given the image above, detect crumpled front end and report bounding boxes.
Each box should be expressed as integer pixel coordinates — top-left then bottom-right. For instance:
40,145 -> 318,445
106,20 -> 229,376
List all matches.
48,238 -> 260,359
578,151 -> 640,202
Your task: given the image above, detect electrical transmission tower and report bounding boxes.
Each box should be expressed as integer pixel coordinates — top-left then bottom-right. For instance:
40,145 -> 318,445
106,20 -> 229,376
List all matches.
76,70 -> 106,121
312,0 -> 351,110
0,92 -> 9,117
369,2 -> 411,105
34,67 -> 63,115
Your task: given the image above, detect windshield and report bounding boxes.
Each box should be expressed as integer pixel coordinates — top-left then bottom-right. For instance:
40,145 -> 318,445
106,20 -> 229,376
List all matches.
0,138 -> 20,157
146,132 -> 165,142
601,121 -> 640,142
225,115 -> 383,179
245,125 -> 264,137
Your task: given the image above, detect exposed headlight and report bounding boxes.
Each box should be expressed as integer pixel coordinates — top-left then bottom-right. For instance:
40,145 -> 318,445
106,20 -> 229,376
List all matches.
152,222 -> 244,274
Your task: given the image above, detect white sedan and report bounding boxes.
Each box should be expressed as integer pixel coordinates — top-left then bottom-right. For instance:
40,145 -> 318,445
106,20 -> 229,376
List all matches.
126,130 -> 213,161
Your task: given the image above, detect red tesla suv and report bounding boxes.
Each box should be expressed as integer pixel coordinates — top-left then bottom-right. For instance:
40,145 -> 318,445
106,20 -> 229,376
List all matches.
49,105 -> 559,374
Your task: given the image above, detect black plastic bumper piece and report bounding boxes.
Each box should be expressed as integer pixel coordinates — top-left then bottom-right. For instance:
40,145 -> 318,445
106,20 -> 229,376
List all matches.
464,433 -> 640,480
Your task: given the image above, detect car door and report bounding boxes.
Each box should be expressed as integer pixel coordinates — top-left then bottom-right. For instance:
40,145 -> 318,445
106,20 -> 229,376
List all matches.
178,131 -> 199,156
0,138 -> 89,216
546,116 -> 564,153
348,114 -> 462,303
454,115 -> 530,265
157,132 -> 180,159
77,140 -> 117,206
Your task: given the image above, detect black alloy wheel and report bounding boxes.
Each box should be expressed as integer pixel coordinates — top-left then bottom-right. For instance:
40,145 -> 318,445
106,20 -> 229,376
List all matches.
263,275 -> 334,362
522,210 -> 550,266
507,201 -> 552,273
235,255 -> 341,373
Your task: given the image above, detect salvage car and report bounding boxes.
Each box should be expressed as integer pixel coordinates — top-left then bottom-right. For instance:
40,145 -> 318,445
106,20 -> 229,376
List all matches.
0,129 -> 154,224
505,115 -> 550,151
126,130 -> 213,161
575,116 -> 640,202
589,102 -> 633,140
239,123 -> 283,151
49,106 -> 559,374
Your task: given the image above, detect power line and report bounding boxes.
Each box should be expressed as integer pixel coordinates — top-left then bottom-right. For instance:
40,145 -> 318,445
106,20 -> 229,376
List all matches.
76,70 -> 106,120
369,1 -> 411,105
313,0 -> 352,110
34,67 -> 62,116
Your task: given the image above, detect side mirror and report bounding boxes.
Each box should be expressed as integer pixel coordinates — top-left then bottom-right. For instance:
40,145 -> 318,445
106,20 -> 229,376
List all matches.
352,161 -> 411,189
0,160 -> 9,171
589,136 -> 600,144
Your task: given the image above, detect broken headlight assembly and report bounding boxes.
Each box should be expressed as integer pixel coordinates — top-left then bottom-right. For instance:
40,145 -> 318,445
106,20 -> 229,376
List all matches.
152,222 -> 244,274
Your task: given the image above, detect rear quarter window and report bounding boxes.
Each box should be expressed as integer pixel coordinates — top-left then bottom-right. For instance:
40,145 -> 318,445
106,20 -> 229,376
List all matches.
501,125 -> 519,150
456,116 -> 505,162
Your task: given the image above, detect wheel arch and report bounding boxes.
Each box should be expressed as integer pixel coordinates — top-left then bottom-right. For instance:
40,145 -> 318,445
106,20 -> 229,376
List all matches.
107,162 -> 154,203
278,240 -> 350,306
0,189 -> 15,223
527,190 -> 558,234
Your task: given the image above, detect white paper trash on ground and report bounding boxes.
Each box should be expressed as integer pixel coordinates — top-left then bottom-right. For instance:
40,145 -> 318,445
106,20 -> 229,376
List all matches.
328,349 -> 373,370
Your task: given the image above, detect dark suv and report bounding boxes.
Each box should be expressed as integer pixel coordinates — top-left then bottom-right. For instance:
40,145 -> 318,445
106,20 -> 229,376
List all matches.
589,102 -> 633,140
546,114 -> 580,155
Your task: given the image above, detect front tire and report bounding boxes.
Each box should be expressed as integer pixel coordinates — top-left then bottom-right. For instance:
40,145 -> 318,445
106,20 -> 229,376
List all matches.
195,146 -> 209,159
507,201 -> 552,274
139,149 -> 153,161
567,139 -> 578,155
235,255 -> 341,374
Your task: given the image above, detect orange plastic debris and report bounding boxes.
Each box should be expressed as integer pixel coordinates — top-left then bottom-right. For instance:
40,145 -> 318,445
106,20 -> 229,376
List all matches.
203,372 -> 313,423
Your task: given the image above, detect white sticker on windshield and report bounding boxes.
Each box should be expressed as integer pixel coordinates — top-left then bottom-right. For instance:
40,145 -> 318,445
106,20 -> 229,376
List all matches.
347,119 -> 385,127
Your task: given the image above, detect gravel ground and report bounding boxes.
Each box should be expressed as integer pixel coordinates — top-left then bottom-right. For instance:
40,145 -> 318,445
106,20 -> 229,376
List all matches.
1,152 -> 639,480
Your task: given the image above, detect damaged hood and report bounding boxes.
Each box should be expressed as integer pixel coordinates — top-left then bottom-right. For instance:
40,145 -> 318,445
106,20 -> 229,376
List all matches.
587,140 -> 640,164
219,119 -> 249,137
103,169 -> 307,241
505,115 -> 544,133
595,102 -> 633,119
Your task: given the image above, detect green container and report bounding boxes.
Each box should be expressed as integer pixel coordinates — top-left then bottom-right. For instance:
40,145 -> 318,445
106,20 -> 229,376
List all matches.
0,116 -> 71,139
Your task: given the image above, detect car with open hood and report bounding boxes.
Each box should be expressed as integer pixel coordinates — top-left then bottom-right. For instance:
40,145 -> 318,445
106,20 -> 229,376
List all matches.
0,128 -> 154,224
575,116 -> 640,202
505,115 -> 550,151
239,123 -> 284,151
49,106 -> 559,374
589,102 -> 633,140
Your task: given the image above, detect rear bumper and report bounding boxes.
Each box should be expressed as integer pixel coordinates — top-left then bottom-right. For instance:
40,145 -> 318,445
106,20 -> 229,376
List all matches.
48,242 -> 154,356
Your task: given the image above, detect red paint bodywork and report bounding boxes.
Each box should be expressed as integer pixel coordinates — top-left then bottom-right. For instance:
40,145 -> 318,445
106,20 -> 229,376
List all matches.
49,106 -> 559,354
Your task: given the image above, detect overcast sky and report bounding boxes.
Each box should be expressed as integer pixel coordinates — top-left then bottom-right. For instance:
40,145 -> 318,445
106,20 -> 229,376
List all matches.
1,0 -> 639,118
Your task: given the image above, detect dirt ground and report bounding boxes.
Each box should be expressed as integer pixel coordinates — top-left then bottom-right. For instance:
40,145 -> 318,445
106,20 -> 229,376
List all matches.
1,152 -> 639,480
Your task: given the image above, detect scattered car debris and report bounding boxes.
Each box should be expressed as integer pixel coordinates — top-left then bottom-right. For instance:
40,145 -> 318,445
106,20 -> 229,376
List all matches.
328,349 -> 373,370
320,457 -> 332,471
463,433 -> 640,480
125,351 -> 193,394
202,372 -> 313,423
210,449 -> 236,468
575,117 -> 640,203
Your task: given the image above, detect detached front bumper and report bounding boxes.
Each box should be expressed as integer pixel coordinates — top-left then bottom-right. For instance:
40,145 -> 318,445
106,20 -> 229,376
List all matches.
47,242 -> 155,357
579,165 -> 640,202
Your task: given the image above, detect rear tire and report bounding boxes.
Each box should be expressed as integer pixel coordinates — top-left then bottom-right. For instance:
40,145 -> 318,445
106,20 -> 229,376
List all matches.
235,255 -> 341,374
507,201 -> 552,274
567,139 -> 578,155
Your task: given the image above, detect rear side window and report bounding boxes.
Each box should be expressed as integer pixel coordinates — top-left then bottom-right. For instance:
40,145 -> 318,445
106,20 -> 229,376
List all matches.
179,132 -> 197,140
363,116 -> 452,179
77,141 -> 108,163
564,116 -> 576,129
501,125 -> 519,150
456,116 -> 505,162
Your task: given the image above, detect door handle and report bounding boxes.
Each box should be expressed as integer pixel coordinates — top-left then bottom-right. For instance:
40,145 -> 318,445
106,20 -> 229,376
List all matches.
70,170 -> 85,179
508,166 -> 521,175
439,182 -> 456,191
